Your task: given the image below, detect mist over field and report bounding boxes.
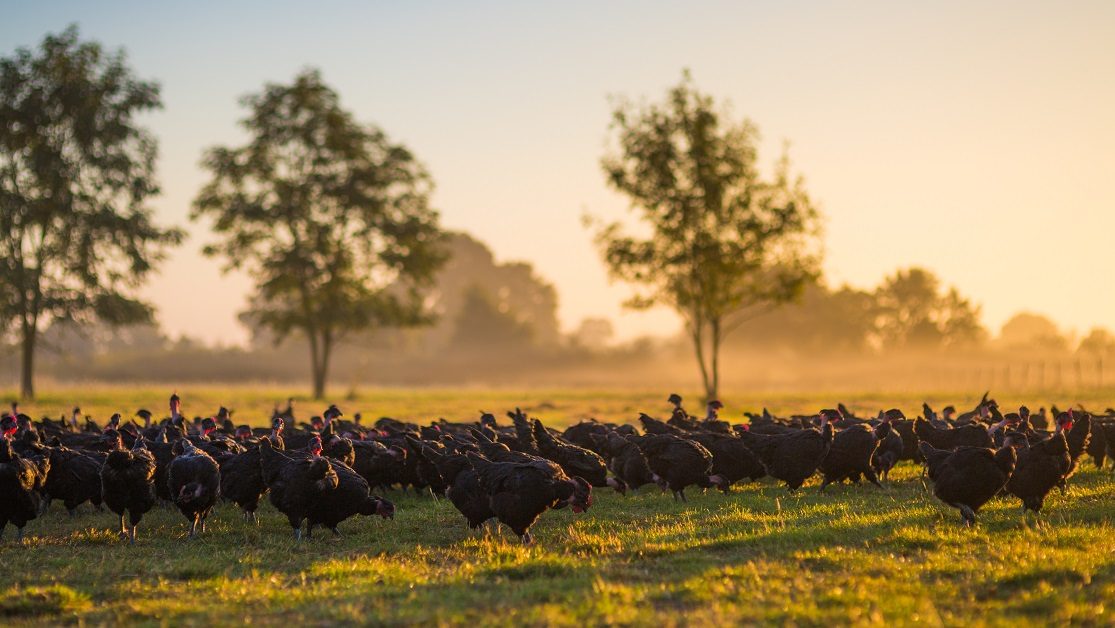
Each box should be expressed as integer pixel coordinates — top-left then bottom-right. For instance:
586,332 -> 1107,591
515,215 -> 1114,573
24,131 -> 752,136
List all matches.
3,3 -> 1115,402
3,6 -> 1115,627
10,257 -> 1112,397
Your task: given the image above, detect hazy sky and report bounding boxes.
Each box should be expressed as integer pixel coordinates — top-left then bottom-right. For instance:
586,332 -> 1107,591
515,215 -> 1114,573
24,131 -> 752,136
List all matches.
4,1 -> 1114,346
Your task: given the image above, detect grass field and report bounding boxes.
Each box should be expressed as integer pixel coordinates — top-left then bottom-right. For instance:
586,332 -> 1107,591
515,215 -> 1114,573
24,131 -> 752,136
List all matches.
2,386 -> 1114,626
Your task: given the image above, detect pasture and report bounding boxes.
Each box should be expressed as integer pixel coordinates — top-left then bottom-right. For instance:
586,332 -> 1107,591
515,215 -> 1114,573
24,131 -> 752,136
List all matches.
2,386 -> 1114,626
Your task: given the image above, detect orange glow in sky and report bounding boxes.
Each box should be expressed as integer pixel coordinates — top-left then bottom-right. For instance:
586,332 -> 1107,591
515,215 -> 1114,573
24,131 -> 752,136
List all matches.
4,1 -> 1114,345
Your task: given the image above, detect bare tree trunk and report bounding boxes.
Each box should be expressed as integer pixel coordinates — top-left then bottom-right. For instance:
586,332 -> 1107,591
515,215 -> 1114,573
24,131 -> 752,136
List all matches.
317,334 -> 333,400
312,367 -> 326,400
307,330 -> 334,400
20,322 -> 35,400
689,316 -> 712,402
709,317 -> 721,401
311,362 -> 324,400
307,328 -> 324,400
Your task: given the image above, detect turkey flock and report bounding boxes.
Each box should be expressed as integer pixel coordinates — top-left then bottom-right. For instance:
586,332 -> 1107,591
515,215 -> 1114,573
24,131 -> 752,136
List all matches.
2,392 -> 1113,545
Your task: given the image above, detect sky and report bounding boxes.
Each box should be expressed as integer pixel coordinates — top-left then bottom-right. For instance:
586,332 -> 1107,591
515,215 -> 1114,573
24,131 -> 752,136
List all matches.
3,1 -> 1114,346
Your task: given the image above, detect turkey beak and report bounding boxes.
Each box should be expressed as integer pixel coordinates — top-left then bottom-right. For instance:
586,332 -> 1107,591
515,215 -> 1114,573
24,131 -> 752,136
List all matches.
377,501 -> 395,519
606,477 -> 626,496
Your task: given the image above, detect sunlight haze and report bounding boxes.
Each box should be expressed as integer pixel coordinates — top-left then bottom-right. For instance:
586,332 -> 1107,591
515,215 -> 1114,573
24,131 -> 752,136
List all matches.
4,0 -> 1113,346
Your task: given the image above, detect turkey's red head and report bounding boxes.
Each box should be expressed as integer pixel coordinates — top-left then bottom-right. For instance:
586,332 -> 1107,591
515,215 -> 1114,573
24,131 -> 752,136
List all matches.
234,426 -> 252,441
1,414 -> 18,438
1057,410 -> 1074,433
569,476 -> 593,513
309,436 -> 323,457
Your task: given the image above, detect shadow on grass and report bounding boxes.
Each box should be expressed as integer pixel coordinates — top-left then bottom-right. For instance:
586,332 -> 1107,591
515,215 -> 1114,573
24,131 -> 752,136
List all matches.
0,463 -> 1112,624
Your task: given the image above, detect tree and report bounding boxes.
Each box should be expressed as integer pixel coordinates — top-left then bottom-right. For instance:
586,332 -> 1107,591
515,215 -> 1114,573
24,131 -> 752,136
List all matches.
416,232 -> 560,352
0,26 -> 183,398
727,281 -> 876,355
1078,327 -> 1115,356
448,285 -> 534,351
571,317 -> 615,351
998,312 -> 1066,352
40,318 -> 168,358
591,71 -> 821,400
193,70 -> 446,398
873,268 -> 985,350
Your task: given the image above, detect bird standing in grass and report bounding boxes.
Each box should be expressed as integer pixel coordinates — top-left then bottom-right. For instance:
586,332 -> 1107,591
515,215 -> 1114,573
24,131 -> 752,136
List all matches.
736,410 -> 835,492
1,415 -> 50,542
467,452 -> 592,545
100,431 -> 157,544
920,442 -> 1016,526
167,436 -> 221,538
259,435 -> 339,541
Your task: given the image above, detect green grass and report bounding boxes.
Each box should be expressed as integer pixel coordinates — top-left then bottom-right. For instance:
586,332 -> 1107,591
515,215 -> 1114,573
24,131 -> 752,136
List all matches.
2,386 -> 1114,625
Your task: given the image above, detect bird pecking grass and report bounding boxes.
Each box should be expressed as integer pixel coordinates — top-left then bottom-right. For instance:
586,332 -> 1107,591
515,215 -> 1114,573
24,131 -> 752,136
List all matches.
1,387 -> 1114,626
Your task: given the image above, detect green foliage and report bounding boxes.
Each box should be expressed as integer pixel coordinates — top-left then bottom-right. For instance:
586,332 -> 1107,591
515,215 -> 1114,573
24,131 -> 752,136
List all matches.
192,69 -> 446,397
449,285 -> 535,351
730,269 -> 988,355
729,282 -> 877,354
1,387 -> 1113,625
592,71 -> 821,399
0,26 -> 183,398
873,267 -> 986,350
377,232 -> 561,354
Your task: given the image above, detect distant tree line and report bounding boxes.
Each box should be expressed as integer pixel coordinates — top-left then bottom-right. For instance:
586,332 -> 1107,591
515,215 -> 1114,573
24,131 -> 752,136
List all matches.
728,267 -> 985,354
4,28 -> 1106,399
